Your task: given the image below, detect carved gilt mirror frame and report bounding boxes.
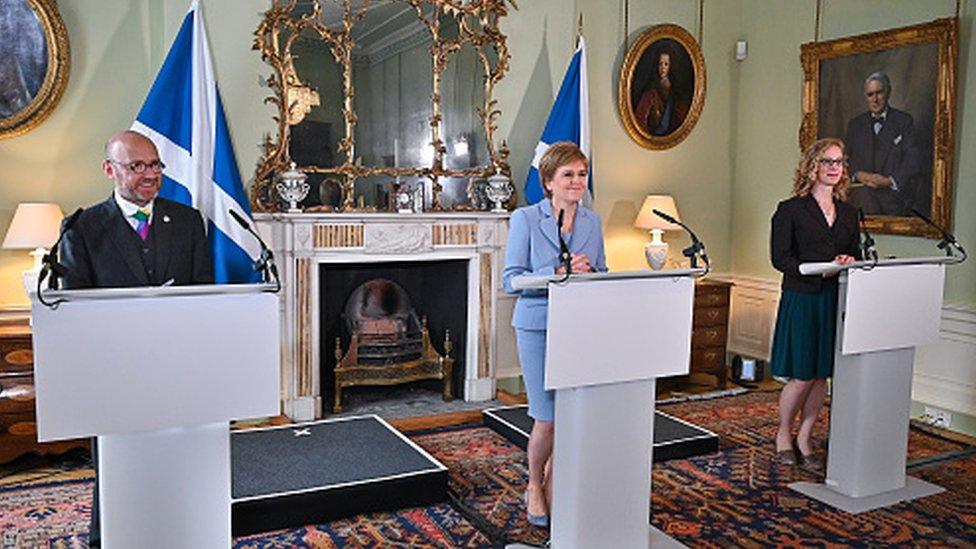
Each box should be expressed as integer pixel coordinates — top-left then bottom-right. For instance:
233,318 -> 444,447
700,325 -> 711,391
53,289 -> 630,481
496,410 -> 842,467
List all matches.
0,0 -> 70,139
251,0 -> 517,213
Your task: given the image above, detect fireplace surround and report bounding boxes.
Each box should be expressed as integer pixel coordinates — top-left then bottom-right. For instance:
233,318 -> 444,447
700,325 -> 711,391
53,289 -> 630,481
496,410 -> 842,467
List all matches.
254,212 -> 513,421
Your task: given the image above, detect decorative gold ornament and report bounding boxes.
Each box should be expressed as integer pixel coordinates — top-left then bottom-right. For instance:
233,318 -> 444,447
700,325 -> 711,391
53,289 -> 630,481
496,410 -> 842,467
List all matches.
251,0 -> 516,213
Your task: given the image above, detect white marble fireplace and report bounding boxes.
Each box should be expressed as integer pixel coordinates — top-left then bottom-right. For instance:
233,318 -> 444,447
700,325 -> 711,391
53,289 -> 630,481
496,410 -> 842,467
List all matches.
254,212 -> 513,421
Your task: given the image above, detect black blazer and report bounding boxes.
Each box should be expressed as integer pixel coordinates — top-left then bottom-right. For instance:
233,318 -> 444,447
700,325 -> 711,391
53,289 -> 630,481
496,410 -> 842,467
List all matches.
770,195 -> 861,293
60,196 -> 213,289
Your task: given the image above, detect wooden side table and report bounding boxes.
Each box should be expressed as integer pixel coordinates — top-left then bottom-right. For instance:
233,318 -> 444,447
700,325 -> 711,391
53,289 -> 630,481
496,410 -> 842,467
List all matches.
0,322 -> 89,463
691,280 -> 732,388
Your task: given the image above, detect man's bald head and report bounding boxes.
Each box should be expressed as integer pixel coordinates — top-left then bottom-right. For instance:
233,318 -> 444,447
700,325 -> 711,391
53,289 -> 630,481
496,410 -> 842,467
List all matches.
104,130 -> 156,158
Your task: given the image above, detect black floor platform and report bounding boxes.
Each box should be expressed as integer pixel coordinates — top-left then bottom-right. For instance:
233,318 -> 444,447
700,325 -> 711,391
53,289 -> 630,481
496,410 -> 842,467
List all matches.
484,405 -> 719,462
231,415 -> 447,536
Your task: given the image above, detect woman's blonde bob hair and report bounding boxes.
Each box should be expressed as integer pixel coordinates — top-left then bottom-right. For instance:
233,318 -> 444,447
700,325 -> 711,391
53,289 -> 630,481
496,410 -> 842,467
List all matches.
538,141 -> 588,199
792,137 -> 850,200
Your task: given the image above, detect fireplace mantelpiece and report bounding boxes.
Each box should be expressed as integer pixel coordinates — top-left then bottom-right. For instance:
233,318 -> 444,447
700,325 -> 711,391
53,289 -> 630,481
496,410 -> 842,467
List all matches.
254,212 -> 513,421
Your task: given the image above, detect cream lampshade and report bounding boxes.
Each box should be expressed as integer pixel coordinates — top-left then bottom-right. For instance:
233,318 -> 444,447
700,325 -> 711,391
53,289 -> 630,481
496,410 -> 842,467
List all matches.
3,202 -> 65,272
633,195 -> 681,270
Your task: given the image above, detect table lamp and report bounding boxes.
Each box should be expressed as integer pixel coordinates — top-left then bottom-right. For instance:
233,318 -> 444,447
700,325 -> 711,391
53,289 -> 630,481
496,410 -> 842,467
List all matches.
633,195 -> 681,270
2,202 -> 64,288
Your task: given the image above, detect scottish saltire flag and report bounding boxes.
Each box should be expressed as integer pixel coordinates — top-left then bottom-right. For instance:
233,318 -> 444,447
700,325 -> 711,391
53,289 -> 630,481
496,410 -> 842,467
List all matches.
132,0 -> 261,283
524,36 -> 591,206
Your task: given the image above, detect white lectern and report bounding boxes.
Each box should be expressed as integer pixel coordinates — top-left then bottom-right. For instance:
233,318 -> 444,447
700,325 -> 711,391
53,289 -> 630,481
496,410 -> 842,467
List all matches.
511,269 -> 703,549
30,284 -> 280,548
789,257 -> 960,513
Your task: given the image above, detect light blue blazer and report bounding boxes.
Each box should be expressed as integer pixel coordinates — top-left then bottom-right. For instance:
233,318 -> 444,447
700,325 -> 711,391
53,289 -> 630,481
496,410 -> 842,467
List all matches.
503,198 -> 608,329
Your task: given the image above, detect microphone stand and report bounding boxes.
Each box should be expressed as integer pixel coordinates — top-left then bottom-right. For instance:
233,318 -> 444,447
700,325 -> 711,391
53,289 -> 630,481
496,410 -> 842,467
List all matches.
37,208 -> 84,309
910,207 -> 968,262
557,208 -> 572,283
228,210 -> 281,292
652,208 -> 710,275
857,208 -> 879,268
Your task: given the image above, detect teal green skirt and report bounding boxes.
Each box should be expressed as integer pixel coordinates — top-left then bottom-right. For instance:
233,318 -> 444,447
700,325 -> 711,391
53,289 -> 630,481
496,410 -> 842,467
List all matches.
770,285 -> 838,380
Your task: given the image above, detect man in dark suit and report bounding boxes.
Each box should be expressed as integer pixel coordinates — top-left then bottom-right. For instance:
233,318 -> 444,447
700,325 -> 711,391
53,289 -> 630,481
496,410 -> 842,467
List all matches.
844,72 -> 922,216
59,130 -> 213,546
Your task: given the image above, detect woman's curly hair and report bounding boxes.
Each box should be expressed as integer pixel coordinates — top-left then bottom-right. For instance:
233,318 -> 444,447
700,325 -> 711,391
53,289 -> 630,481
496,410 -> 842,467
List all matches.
792,137 -> 850,200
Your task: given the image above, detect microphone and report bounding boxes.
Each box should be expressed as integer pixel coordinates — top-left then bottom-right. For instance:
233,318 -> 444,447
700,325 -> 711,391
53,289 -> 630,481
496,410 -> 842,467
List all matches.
557,209 -> 572,277
857,208 -> 878,262
652,208 -> 709,271
228,209 -> 281,289
909,207 -> 967,259
41,208 -> 84,290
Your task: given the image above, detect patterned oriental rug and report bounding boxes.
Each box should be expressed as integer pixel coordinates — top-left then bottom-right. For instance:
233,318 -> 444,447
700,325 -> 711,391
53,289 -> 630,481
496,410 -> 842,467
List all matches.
1,390 -> 974,547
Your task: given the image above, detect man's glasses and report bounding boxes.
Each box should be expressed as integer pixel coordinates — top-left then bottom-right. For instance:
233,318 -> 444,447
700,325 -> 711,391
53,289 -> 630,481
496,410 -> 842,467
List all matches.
818,157 -> 846,167
107,159 -> 166,174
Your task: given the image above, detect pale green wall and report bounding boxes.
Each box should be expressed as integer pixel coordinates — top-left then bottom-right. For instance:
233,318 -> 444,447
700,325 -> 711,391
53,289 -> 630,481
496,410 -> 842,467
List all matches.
731,0 -> 975,306
2,0 -> 973,308
498,0 -> 739,272
0,0 -> 270,307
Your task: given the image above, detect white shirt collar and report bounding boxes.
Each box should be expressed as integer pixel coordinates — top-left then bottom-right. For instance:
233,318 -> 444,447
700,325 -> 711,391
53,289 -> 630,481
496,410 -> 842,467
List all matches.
114,190 -> 154,219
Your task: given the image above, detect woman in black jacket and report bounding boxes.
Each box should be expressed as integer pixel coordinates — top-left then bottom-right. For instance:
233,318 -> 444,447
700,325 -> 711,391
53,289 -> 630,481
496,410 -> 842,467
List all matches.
770,137 -> 861,470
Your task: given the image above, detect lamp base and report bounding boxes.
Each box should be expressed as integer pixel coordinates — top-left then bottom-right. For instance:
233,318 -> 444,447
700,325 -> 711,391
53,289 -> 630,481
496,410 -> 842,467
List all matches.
644,241 -> 668,270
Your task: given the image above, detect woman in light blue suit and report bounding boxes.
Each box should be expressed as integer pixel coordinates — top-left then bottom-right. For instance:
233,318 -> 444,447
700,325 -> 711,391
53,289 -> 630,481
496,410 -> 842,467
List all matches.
503,142 -> 607,526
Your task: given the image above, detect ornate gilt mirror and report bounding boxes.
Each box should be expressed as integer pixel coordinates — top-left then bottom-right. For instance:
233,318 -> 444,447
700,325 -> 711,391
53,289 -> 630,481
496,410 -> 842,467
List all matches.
252,0 -> 516,213
0,0 -> 70,139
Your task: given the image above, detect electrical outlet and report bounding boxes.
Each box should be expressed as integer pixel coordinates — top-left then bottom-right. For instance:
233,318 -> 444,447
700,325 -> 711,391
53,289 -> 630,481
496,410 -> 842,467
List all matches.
923,406 -> 952,428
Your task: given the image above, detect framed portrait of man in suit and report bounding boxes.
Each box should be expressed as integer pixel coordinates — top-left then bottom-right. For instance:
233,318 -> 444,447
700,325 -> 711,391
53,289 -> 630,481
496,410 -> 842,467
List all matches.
0,0 -> 69,140
618,24 -> 706,151
799,18 -> 958,238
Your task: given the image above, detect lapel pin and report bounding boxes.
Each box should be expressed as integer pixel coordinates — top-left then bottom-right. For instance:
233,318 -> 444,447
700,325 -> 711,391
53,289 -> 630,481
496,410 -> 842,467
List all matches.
163,215 -> 171,223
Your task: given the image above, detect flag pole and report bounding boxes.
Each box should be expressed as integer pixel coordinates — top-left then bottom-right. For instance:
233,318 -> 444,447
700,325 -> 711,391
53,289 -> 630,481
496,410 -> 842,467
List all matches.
576,13 -> 583,48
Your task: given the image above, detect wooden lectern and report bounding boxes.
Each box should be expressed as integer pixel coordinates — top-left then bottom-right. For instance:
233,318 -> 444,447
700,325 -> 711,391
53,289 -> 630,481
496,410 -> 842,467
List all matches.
789,256 -> 960,513
509,269 -> 703,549
31,284 -> 280,548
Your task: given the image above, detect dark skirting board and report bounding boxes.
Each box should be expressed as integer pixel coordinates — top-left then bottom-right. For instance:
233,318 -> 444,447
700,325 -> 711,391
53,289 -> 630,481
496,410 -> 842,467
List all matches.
231,415 -> 447,536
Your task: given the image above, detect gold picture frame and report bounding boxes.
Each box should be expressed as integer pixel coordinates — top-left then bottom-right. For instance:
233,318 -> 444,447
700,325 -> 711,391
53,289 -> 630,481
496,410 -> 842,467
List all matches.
800,18 -> 958,238
0,0 -> 70,140
618,24 -> 706,150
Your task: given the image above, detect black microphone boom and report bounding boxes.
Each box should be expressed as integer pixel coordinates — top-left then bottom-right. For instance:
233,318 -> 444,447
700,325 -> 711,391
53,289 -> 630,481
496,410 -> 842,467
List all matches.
652,208 -> 709,271
909,207 -> 967,259
228,209 -> 281,289
857,208 -> 878,262
556,209 -> 571,276
42,208 -> 84,290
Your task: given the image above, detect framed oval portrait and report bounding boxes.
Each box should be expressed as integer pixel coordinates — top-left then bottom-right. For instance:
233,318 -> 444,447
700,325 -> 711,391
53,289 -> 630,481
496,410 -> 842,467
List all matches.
0,0 -> 70,139
618,24 -> 706,150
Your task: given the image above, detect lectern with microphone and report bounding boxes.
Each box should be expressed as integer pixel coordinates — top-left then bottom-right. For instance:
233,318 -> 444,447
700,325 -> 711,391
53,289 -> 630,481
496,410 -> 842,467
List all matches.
509,268 -> 703,549
789,256 -> 962,513
30,283 -> 280,548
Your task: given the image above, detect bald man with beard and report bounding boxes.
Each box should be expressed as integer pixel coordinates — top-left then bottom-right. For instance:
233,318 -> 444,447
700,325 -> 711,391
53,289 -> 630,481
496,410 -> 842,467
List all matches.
59,130 -> 212,546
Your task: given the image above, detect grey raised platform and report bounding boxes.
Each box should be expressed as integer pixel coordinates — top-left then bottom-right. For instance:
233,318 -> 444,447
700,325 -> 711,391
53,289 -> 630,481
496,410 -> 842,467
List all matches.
231,415 -> 446,536
483,405 -> 719,462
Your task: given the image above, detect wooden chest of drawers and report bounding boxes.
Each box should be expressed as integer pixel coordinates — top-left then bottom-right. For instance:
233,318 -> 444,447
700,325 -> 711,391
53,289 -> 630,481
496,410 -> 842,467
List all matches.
0,323 -> 89,463
691,280 -> 732,388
